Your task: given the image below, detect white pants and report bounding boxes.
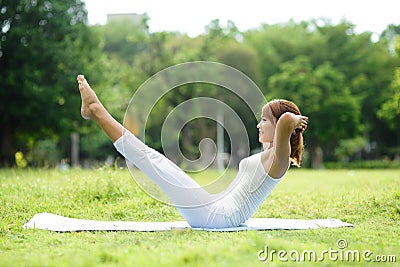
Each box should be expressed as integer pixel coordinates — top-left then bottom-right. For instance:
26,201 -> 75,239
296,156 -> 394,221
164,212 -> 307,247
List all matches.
113,130 -> 228,228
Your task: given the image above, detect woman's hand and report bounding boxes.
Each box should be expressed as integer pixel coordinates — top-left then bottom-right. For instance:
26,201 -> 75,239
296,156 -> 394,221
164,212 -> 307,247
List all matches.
294,115 -> 309,133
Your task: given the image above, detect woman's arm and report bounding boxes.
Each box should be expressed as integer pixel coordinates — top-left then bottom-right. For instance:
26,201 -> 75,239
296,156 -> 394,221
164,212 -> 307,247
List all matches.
264,112 -> 308,178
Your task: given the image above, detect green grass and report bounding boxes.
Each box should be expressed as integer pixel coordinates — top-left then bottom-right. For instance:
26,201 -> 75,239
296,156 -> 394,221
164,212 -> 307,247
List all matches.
0,167 -> 399,266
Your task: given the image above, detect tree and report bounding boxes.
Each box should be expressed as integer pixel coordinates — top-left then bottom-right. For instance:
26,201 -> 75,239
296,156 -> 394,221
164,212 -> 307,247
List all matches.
0,0 -> 102,166
377,36 -> 400,156
214,41 -> 263,165
156,20 -> 263,167
313,21 -> 398,158
244,20 -> 399,164
268,56 -> 361,167
243,20 -> 325,94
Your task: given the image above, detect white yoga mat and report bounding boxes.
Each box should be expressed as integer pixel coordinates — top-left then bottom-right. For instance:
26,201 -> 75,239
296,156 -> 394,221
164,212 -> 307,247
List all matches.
24,213 -> 353,232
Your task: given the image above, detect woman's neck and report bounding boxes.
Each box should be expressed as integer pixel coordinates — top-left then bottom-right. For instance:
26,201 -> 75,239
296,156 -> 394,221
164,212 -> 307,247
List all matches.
263,142 -> 273,150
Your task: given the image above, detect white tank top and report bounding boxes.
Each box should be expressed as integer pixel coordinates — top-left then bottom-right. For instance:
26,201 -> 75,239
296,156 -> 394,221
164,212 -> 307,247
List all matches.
219,152 -> 283,227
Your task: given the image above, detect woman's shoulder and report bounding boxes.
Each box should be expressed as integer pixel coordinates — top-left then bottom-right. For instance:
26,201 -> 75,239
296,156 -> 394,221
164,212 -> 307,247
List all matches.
260,146 -> 289,179
238,152 -> 262,169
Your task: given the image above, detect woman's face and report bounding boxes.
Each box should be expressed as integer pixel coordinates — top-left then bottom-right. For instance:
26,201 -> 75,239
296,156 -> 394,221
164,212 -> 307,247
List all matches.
257,112 -> 276,144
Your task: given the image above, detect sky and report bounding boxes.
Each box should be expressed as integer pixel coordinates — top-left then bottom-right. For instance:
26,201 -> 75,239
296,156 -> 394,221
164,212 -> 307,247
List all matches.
83,0 -> 399,38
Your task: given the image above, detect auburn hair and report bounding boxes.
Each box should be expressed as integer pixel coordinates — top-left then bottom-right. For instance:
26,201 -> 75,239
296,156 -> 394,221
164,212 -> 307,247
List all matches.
263,99 -> 304,167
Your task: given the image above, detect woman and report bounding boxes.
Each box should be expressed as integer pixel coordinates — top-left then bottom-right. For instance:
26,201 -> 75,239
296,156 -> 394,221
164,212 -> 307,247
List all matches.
77,74 -> 308,228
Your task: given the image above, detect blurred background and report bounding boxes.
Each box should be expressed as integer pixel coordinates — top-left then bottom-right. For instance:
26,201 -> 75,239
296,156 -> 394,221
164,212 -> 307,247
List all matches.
1,0 -> 399,169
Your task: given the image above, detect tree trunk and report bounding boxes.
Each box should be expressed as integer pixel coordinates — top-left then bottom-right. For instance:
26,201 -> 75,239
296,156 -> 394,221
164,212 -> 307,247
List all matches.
312,145 -> 324,169
71,132 -> 80,168
0,127 -> 16,167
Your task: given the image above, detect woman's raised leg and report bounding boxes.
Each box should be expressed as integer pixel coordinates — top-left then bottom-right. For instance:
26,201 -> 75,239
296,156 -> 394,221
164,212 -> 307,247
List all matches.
76,75 -> 227,228
77,74 -> 123,142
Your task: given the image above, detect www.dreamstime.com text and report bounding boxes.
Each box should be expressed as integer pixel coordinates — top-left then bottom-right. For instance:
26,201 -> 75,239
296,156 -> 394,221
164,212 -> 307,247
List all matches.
257,239 -> 397,263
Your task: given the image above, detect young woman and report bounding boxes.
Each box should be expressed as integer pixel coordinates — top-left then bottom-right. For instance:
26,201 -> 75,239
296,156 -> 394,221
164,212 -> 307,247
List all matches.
77,74 -> 308,228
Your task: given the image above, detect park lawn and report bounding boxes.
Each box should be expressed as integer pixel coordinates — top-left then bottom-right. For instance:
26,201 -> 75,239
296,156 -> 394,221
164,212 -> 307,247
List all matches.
0,167 -> 399,266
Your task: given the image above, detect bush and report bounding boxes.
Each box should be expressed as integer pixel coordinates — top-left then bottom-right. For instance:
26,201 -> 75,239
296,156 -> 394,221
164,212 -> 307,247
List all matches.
324,160 -> 400,169
30,139 -> 60,168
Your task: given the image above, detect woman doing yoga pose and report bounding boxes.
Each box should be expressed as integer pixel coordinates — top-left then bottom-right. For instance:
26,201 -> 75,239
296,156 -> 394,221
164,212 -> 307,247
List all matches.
77,74 -> 308,228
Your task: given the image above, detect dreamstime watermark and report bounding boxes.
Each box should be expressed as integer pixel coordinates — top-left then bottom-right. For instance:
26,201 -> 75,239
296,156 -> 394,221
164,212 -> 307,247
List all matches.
257,239 -> 397,263
123,61 -> 267,207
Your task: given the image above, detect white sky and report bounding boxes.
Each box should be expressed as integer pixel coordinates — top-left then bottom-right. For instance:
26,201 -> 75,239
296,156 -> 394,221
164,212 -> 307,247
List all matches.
83,0 -> 399,37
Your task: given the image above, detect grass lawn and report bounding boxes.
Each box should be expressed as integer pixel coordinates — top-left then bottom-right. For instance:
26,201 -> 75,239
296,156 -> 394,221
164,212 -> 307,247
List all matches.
0,167 -> 399,266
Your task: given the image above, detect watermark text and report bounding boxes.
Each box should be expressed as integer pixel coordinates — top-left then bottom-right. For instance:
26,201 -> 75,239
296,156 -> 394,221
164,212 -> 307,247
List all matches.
257,239 -> 397,263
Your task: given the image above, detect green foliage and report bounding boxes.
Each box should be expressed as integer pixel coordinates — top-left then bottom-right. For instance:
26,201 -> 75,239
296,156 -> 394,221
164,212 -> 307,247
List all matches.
0,0 -> 104,165
1,6 -> 399,167
246,20 -> 398,162
334,137 -> 367,161
378,67 -> 400,129
30,139 -> 60,167
0,168 -> 399,266
216,41 -> 261,85
268,56 -> 361,156
324,160 -> 400,169
79,129 -> 115,161
243,20 -> 326,92
96,16 -> 149,63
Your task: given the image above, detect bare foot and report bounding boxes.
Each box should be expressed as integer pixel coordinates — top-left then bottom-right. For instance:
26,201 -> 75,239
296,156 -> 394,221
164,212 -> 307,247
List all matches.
77,75 -> 103,120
